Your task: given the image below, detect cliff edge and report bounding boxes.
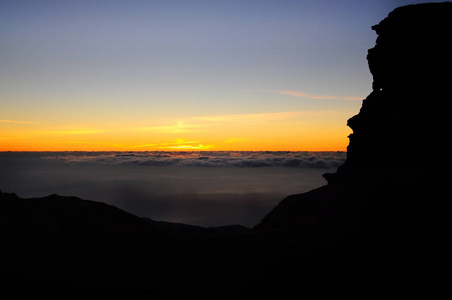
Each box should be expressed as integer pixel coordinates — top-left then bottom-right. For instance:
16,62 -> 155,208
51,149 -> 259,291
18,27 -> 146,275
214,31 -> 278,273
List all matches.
255,3 -> 452,245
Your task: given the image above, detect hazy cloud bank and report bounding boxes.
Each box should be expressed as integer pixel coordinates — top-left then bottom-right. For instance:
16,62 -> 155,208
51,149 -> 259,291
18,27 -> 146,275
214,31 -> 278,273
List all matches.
1,151 -> 341,226
41,151 -> 346,169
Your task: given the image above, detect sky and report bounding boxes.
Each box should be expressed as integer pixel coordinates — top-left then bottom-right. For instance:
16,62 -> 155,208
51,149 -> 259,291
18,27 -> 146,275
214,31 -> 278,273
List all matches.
0,0 -> 440,151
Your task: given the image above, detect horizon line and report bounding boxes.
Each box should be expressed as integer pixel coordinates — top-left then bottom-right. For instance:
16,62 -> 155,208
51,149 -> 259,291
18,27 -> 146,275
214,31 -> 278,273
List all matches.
0,149 -> 347,153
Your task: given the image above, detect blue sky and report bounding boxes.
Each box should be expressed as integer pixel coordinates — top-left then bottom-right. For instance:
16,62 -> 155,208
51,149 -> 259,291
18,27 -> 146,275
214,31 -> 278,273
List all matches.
0,0 -> 442,151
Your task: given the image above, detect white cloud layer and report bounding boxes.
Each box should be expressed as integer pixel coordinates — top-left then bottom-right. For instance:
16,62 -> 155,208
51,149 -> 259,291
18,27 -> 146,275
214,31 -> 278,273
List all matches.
42,151 -> 346,169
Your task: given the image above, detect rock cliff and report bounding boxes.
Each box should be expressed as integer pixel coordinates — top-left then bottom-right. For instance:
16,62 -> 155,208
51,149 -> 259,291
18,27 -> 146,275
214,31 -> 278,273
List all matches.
256,2 -> 452,234
329,2 -> 452,188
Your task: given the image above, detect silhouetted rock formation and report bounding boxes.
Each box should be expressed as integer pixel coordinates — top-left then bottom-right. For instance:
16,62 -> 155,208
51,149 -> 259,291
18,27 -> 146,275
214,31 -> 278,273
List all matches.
2,3 -> 452,299
256,2 -> 452,233
254,4 -> 452,294
330,2 -> 452,188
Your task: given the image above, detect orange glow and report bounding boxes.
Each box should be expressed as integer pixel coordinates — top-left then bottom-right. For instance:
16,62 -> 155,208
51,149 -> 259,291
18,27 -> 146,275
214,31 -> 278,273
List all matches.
0,111 -> 352,152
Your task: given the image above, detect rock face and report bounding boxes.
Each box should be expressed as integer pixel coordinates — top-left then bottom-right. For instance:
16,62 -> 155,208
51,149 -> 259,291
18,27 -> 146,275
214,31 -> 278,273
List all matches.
256,3 -> 452,235
329,2 -> 452,188
253,6 -> 452,294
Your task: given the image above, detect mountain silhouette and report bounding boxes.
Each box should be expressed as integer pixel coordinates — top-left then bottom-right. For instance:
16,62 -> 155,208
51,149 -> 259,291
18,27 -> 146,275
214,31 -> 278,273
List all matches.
2,3 -> 452,299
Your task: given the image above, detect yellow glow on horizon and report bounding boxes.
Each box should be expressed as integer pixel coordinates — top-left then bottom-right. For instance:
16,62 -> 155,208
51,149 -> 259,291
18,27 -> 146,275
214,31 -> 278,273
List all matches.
0,111 -> 352,152
0,119 -> 41,124
154,144 -> 212,150
139,121 -> 203,134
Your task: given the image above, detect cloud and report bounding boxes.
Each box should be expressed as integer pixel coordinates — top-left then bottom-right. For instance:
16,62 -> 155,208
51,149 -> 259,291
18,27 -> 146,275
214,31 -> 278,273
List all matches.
0,119 -> 40,124
154,144 -> 212,150
152,141 -> 212,150
223,138 -> 247,144
136,110 -> 333,138
278,91 -> 308,97
258,90 -> 363,101
140,121 -> 203,134
134,112 -> 306,146
132,144 -> 159,148
132,140 -> 213,150
196,111 -> 300,123
41,151 -> 346,169
39,128 -> 105,135
3,153 -> 335,226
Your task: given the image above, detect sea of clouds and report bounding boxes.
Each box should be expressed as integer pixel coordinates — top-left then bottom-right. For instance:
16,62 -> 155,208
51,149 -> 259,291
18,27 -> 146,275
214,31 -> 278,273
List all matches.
41,151 -> 346,169
1,151 -> 346,226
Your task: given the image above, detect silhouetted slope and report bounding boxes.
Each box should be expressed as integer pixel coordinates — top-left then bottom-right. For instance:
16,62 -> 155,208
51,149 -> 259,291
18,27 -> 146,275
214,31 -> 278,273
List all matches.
0,191 -> 251,238
0,192 -> 157,238
1,191 -> 261,298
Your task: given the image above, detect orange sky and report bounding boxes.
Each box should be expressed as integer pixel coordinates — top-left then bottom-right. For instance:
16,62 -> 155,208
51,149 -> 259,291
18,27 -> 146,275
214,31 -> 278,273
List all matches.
2,0 -> 394,152
0,110 -> 354,151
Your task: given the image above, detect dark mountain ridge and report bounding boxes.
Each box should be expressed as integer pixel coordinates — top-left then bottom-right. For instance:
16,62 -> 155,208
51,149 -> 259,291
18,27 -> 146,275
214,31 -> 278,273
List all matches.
2,3 -> 452,299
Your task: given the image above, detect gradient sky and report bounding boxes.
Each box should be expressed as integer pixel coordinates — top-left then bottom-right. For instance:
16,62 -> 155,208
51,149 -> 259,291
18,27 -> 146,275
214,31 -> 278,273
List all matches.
0,0 -> 439,151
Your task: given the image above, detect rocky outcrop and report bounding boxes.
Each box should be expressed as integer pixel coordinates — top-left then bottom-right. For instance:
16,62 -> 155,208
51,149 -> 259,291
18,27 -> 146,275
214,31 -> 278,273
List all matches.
328,2 -> 452,187
256,3 -> 452,234
252,7 -> 452,295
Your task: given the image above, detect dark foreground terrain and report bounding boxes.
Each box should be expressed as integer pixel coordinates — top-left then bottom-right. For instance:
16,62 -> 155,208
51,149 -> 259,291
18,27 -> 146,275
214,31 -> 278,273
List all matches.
2,3 -> 452,298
